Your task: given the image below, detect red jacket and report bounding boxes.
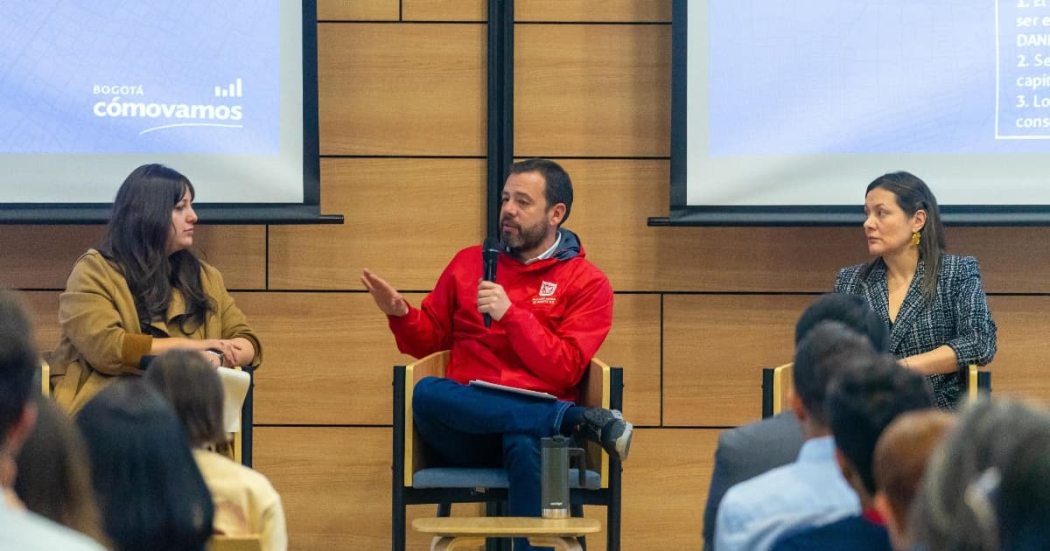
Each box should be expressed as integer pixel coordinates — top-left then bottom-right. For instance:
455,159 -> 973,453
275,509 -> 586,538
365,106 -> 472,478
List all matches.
388,230 -> 613,401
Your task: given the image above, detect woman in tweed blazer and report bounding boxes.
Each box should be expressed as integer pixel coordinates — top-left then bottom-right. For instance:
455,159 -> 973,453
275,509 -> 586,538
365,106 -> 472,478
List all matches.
834,172 -> 996,409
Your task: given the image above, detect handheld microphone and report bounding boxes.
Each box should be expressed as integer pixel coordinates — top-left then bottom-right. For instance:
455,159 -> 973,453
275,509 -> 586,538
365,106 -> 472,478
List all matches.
482,237 -> 500,328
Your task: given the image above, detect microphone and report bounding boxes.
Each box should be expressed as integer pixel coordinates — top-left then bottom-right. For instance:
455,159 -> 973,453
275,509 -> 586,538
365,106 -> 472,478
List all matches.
482,237 -> 500,328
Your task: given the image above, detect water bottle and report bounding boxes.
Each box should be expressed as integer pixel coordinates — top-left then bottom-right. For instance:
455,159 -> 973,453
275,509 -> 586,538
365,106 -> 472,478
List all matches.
540,436 -> 585,518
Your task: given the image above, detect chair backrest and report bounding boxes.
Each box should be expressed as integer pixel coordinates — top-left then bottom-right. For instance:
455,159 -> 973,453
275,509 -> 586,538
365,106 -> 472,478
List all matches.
764,362 -> 992,417
206,534 -> 262,551
39,360 -> 50,397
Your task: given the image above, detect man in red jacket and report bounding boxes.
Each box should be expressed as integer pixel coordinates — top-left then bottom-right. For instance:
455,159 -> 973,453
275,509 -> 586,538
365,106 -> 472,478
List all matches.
362,159 -> 630,547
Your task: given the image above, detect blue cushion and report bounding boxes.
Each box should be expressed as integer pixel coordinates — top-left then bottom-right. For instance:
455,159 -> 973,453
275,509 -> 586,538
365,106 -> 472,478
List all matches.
413,467 -> 601,490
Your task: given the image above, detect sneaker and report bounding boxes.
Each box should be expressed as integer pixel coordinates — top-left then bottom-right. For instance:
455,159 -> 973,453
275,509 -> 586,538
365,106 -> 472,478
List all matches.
577,407 -> 633,462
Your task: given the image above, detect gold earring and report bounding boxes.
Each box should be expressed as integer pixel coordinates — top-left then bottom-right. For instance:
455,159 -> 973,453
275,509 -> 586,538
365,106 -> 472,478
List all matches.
911,231 -> 921,246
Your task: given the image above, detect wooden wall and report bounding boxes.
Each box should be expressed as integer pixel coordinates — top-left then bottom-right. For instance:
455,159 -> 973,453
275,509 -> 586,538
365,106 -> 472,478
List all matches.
2,1 -> 1048,549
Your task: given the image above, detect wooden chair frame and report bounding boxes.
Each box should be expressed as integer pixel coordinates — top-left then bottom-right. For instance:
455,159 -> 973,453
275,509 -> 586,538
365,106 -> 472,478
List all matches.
393,351 -> 623,551
762,363 -> 991,417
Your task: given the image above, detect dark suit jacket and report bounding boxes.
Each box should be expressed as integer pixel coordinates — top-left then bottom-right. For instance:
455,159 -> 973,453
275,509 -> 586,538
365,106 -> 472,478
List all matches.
835,254 -> 997,409
702,411 -> 805,551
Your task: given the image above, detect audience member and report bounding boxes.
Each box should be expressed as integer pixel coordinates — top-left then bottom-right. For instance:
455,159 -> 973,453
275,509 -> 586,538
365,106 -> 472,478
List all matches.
76,380 -> 214,551
146,349 -> 287,551
703,293 -> 889,550
871,409 -> 956,550
911,398 -> 1050,551
714,321 -> 874,551
15,397 -> 108,546
0,289 -> 103,550
771,355 -> 934,550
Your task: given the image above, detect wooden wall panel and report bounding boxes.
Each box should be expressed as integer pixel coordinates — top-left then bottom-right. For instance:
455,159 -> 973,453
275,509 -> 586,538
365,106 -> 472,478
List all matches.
403,0 -> 485,21
985,296 -> 1050,403
255,427 -> 483,551
515,25 -> 670,157
317,0 -> 399,21
949,227 -> 1050,294
236,292 -> 419,425
517,0 -> 671,22
317,23 -> 486,156
21,291 -> 61,354
597,293 -> 662,426
0,226 -> 103,289
255,426 -> 718,551
620,429 -> 717,549
268,159 -> 486,290
663,294 -> 813,427
0,225 -> 264,291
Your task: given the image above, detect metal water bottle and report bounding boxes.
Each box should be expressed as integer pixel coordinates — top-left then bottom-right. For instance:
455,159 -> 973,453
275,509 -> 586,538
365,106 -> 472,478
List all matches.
540,436 -> 585,518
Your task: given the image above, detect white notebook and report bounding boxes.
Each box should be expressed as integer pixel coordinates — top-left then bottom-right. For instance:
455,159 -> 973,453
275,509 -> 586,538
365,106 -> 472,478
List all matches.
469,380 -> 557,401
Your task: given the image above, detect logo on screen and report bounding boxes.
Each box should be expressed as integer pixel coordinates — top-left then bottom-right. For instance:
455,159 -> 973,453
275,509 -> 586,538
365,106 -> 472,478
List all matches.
215,78 -> 243,98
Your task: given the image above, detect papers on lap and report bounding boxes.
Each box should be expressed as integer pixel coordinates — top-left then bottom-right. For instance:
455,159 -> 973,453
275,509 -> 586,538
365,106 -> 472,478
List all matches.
468,380 -> 557,401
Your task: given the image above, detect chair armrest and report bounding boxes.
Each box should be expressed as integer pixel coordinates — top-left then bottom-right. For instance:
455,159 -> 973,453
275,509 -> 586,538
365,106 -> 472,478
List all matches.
40,360 -> 50,397
577,357 -> 610,410
771,362 -> 794,415
403,351 -> 450,486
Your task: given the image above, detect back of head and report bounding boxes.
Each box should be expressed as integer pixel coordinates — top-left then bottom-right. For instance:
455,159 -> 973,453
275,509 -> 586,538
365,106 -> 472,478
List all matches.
873,409 -> 956,543
144,349 -> 227,450
912,398 -> 1050,551
508,158 -> 573,225
795,293 -> 889,353
825,356 -> 934,496
792,320 -> 875,426
75,380 -> 213,551
15,398 -> 107,546
0,289 -> 37,442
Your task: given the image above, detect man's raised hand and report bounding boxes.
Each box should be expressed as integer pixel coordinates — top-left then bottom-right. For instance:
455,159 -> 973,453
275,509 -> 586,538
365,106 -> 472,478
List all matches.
361,268 -> 409,317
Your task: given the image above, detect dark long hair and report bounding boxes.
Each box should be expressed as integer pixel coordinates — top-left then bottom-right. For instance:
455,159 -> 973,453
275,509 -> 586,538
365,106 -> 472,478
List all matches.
75,380 -> 214,551
99,164 -> 212,333
860,171 -> 946,305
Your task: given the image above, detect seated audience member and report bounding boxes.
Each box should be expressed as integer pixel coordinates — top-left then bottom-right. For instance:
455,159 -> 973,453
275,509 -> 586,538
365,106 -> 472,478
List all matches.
0,289 -> 103,550
911,398 -> 1050,551
15,397 -> 108,546
871,409 -> 956,550
703,293 -> 889,550
771,355 -> 935,550
146,349 -> 287,551
76,380 -> 214,551
714,322 -> 875,551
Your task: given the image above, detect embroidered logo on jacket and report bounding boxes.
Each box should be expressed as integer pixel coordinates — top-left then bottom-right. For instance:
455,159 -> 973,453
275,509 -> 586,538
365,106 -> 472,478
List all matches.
533,281 -> 558,305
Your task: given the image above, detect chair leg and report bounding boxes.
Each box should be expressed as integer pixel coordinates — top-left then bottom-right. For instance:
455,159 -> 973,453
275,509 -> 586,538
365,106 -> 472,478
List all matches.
437,503 -> 452,517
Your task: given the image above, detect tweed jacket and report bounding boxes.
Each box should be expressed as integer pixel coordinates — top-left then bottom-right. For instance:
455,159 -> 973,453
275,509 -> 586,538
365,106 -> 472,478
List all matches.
834,254 -> 996,409
50,249 -> 262,413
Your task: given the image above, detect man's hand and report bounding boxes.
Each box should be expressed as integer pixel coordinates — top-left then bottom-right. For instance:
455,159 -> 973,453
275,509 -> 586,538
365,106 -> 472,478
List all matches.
477,280 -> 511,322
361,268 -> 409,317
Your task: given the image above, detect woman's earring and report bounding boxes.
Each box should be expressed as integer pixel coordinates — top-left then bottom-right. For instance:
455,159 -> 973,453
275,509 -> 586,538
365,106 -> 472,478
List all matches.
911,231 -> 921,246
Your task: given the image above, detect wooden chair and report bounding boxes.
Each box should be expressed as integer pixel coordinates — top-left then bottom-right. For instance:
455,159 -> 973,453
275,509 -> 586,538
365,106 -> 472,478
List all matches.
393,351 -> 624,551
762,362 -> 991,417
206,534 -> 262,551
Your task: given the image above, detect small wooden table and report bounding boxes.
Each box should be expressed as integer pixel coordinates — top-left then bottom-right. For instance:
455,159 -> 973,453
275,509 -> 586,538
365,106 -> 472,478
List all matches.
412,517 -> 601,551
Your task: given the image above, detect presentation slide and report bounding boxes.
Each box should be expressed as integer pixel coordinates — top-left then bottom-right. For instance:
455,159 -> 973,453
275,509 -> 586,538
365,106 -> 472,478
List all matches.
681,0 -> 1050,213
0,0 -> 307,207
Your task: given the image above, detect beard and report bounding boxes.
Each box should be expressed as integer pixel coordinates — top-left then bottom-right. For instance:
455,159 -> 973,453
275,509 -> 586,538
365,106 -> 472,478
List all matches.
500,216 -> 550,256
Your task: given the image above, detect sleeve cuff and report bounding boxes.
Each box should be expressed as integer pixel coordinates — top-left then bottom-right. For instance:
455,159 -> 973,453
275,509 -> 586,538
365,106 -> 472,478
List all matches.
121,333 -> 153,370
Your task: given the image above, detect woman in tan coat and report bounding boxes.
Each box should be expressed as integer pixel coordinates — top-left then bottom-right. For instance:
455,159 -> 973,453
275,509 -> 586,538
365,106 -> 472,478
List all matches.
50,164 -> 262,413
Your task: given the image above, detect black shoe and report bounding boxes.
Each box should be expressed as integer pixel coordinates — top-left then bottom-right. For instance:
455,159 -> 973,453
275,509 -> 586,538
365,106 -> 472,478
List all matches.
578,408 -> 633,462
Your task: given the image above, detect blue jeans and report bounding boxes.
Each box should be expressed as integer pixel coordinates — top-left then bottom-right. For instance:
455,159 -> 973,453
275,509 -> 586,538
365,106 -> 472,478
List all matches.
412,377 -> 573,551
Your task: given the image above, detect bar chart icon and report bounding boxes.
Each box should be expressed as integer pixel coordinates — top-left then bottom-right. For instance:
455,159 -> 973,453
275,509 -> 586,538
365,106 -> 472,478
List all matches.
214,78 -> 243,98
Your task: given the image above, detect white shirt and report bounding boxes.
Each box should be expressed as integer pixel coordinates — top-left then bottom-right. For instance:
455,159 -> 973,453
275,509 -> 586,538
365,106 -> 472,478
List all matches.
0,493 -> 105,551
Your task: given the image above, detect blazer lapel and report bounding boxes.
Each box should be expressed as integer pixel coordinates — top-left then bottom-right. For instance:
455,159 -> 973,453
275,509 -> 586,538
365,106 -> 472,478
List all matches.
860,261 -> 892,326
888,260 -> 926,354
